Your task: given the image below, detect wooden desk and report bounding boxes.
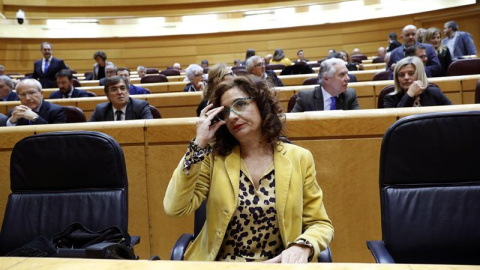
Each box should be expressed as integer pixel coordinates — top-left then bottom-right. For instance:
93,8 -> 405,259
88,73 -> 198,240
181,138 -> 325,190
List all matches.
1,105 -> 480,261
1,257 -> 479,269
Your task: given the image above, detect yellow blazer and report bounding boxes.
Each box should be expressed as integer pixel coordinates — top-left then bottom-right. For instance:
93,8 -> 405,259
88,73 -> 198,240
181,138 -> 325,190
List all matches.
164,142 -> 334,261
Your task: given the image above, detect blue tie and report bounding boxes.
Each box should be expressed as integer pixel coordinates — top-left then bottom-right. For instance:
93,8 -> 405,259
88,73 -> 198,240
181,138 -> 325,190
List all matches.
43,60 -> 49,73
330,97 -> 337,110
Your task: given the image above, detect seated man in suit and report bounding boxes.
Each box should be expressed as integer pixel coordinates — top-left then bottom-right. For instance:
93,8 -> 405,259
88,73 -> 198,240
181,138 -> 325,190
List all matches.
0,75 -> 19,101
32,42 -> 68,88
291,58 -> 360,112
6,79 -> 66,126
99,64 -> 117,86
246,56 -> 284,87
116,68 -> 148,95
49,69 -> 89,99
90,76 -> 153,122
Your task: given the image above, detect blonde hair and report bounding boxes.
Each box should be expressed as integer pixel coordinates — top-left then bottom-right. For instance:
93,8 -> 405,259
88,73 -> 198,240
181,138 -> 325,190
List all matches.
423,27 -> 444,54
392,56 -> 428,95
202,63 -> 231,100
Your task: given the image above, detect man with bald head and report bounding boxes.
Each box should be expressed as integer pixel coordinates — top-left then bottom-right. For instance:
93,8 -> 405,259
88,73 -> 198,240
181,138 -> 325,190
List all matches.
387,25 -> 441,77
6,79 -> 65,126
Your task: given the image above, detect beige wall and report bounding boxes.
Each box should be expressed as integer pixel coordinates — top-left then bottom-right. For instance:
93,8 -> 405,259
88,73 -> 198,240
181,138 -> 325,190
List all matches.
1,4 -> 479,74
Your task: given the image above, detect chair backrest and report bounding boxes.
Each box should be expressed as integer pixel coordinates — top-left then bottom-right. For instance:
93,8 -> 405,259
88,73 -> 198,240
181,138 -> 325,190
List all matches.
377,85 -> 395,108
160,69 -> 180,76
446,58 -> 480,76
475,79 -> 480,103
372,56 -> 385,63
149,105 -> 162,119
146,68 -> 159,74
84,71 -> 93,79
0,131 -> 129,255
372,70 -> 392,81
265,64 -> 285,71
348,74 -> 357,83
64,106 -> 87,123
72,79 -> 82,87
232,68 -> 248,76
303,77 -> 318,85
280,64 -> 314,75
86,91 -> 97,97
379,111 -> 480,264
287,94 -> 298,112
140,75 -> 168,84
351,54 -> 367,63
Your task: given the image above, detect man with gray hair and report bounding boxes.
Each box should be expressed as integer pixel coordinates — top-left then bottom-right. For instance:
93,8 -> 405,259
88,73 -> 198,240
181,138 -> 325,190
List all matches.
291,58 -> 359,112
442,20 -> 477,60
137,66 -> 146,78
6,79 -> 66,125
99,64 -> 117,86
246,56 -> 284,87
0,65 -> 5,76
0,75 -> 19,101
32,42 -> 68,88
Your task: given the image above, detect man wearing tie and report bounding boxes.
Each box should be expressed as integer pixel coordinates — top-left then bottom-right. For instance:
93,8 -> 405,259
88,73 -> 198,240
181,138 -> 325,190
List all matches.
89,76 -> 153,122
32,42 -> 68,89
5,79 -> 66,126
291,58 -> 360,112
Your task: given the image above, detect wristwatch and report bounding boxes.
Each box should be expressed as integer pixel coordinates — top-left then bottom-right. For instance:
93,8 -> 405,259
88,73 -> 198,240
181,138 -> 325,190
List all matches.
31,115 -> 39,122
290,238 -> 314,261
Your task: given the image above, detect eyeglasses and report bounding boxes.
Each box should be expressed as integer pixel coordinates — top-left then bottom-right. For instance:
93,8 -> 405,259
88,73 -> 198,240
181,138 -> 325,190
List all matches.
195,73 -> 204,77
222,72 -> 234,79
254,62 -> 265,68
216,97 -> 253,122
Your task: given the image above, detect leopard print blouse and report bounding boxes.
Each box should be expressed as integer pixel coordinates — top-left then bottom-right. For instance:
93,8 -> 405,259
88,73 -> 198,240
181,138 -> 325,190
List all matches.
216,161 -> 283,262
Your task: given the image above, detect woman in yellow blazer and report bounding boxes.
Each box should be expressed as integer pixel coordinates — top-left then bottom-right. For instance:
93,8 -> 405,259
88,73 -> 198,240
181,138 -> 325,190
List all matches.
164,75 -> 333,263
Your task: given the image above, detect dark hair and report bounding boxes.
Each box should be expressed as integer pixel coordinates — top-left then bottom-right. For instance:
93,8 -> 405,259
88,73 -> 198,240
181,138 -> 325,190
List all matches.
273,49 -> 285,61
55,69 -> 73,80
297,49 -> 304,55
405,44 -> 426,57
210,75 -> 285,156
40,42 -> 52,50
389,32 -> 398,40
245,49 -> 256,61
104,76 -> 129,93
116,67 -> 130,75
445,20 -> 458,31
93,51 -> 107,61
201,59 -> 209,66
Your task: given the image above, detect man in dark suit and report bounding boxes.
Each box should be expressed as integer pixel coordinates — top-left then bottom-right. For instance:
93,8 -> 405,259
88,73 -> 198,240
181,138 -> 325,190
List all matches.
49,69 -> 89,99
0,113 -> 7,126
99,64 -> 117,86
6,79 -> 66,126
32,42 -> 68,89
386,25 -> 441,77
246,56 -> 284,87
90,76 -> 153,122
116,68 -> 148,95
291,58 -> 360,112
0,75 -> 19,101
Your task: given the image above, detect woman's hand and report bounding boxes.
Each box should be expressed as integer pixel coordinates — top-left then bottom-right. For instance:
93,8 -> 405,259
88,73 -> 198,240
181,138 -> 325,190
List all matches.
406,80 -> 427,98
264,245 -> 311,264
194,103 -> 225,148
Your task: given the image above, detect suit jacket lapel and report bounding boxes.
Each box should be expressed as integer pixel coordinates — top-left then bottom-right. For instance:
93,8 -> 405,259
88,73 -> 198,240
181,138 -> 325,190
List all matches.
125,98 -> 134,120
314,85 -> 324,111
273,142 -> 292,221
337,92 -> 346,109
105,103 -> 114,121
224,146 -> 241,200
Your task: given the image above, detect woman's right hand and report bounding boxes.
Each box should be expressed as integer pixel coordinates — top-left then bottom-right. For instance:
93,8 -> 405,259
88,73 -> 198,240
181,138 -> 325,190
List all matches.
406,80 -> 426,98
194,103 -> 225,148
